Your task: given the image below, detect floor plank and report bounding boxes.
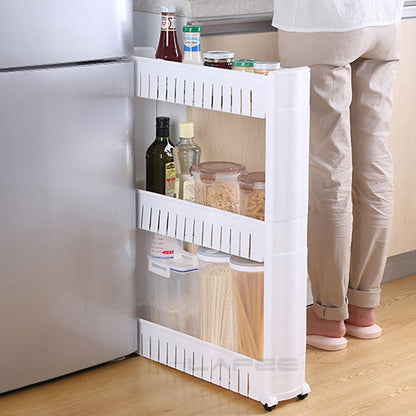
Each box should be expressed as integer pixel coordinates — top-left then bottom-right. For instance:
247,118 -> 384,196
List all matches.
1,274 -> 415,416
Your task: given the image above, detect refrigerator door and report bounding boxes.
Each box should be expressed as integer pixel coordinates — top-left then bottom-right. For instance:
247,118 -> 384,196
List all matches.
0,60 -> 136,393
0,0 -> 133,69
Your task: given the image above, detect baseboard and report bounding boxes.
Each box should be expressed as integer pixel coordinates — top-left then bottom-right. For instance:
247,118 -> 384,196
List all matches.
306,250 -> 416,306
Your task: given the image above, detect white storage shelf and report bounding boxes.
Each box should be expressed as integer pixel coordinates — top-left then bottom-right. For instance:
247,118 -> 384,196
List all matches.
134,55 -> 311,410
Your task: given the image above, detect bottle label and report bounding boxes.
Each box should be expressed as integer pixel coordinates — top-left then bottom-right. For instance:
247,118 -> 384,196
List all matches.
183,179 -> 195,202
184,35 -> 201,52
165,162 -> 176,197
161,15 -> 176,31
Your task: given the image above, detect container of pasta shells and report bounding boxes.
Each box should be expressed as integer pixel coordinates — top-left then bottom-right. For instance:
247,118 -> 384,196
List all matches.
238,171 -> 265,220
191,161 -> 247,213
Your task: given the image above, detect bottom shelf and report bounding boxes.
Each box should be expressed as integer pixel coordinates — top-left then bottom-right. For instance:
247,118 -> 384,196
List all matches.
138,318 -> 310,405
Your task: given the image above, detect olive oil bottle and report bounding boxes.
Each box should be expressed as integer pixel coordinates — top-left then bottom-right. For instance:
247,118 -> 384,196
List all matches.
146,116 -> 176,196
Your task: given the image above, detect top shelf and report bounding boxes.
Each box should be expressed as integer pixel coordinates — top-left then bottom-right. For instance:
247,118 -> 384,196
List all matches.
133,56 -> 269,118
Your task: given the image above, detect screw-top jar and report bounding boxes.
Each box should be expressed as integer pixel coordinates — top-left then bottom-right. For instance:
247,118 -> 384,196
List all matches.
253,61 -> 280,75
232,59 -> 258,73
190,161 -> 247,213
239,171 -> 265,220
203,51 -> 234,69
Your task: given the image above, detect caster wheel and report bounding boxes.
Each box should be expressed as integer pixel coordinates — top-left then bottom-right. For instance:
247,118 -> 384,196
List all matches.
297,393 -> 309,400
263,403 -> 277,412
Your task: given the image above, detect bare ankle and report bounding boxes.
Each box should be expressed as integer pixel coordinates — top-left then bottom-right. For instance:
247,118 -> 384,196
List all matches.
307,307 -> 346,337
346,304 -> 376,327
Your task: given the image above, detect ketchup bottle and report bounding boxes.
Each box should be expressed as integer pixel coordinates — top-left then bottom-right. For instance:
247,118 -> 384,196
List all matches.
156,6 -> 182,62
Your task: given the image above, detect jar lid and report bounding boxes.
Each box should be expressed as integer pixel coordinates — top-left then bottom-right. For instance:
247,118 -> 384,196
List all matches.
190,161 -> 247,182
197,246 -> 231,263
230,256 -> 264,272
183,25 -> 202,33
232,59 -> 258,68
203,51 -> 234,61
253,61 -> 280,70
239,171 -> 265,191
161,5 -> 176,13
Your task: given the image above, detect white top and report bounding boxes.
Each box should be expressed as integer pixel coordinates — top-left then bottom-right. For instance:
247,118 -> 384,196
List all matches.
273,0 -> 404,32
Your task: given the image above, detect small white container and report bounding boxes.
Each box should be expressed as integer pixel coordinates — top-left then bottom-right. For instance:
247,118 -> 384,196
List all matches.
230,256 -> 264,361
197,247 -> 234,350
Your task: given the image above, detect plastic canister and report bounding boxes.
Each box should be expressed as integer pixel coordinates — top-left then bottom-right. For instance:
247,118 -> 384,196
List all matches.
190,161 -> 247,213
232,59 -> 258,73
229,256 -> 264,361
203,51 -> 234,69
253,61 -> 280,75
238,171 -> 265,220
197,247 -> 234,350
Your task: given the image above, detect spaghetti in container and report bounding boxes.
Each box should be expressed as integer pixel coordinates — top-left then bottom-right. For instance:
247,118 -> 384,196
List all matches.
230,256 -> 264,361
197,247 -> 234,350
239,171 -> 265,220
191,161 -> 247,213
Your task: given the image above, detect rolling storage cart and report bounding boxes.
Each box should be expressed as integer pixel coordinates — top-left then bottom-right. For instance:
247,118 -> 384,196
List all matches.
134,54 -> 311,411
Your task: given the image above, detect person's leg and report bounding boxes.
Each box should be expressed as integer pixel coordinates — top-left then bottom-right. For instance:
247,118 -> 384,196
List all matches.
348,23 -> 402,328
278,29 -> 373,337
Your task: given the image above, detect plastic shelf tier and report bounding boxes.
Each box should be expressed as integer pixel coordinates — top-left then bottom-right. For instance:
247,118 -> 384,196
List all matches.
134,55 -> 311,409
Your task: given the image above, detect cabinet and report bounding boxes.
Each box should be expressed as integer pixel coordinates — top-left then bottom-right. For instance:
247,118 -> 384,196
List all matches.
134,55 -> 311,410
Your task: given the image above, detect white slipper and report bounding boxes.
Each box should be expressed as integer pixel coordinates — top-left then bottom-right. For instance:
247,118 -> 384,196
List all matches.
345,323 -> 382,339
306,335 -> 348,351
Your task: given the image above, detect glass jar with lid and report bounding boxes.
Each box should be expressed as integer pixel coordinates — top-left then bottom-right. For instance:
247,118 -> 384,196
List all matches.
253,61 -> 280,75
190,161 -> 247,213
203,51 -> 234,69
232,59 -> 258,73
238,171 -> 265,220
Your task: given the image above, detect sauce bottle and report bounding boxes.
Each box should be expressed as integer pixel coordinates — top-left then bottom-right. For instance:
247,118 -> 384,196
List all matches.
156,6 -> 182,62
146,116 -> 176,197
182,25 -> 203,65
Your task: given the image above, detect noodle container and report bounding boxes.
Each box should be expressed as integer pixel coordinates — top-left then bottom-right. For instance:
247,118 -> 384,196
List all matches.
197,247 -> 235,350
190,161 -> 247,214
238,171 -> 265,220
230,256 -> 264,361
146,253 -> 200,337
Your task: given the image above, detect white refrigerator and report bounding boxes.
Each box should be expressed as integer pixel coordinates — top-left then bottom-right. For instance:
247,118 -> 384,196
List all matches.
0,0 -> 137,393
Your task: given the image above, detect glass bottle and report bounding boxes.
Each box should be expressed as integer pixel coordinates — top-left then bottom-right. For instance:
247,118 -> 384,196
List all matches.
155,6 -> 182,62
146,116 -> 176,197
173,122 -> 201,202
182,25 -> 203,65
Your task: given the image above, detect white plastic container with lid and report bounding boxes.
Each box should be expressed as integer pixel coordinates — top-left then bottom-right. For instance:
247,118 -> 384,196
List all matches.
197,246 -> 234,350
238,171 -> 265,221
190,161 -> 247,213
182,25 -> 203,65
146,252 -> 200,337
230,256 -> 264,361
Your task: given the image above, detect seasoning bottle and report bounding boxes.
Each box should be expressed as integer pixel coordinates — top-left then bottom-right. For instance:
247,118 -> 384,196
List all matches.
232,59 -> 258,73
146,116 -> 176,197
203,51 -> 234,69
173,122 -> 201,202
182,25 -> 203,65
156,6 -> 182,62
253,61 -> 280,75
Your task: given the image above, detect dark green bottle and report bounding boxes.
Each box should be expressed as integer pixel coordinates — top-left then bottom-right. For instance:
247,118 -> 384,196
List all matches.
146,116 -> 176,196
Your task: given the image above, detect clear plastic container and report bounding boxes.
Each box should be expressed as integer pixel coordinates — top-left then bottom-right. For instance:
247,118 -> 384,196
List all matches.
230,256 -> 264,361
190,161 -> 247,213
253,61 -> 280,75
197,247 -> 234,350
146,253 -> 200,337
239,171 -> 265,220
232,59 -> 258,73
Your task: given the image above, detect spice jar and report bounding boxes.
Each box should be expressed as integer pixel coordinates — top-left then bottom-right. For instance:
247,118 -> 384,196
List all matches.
230,256 -> 264,361
197,247 -> 234,350
190,161 -> 247,213
253,61 -> 280,75
232,59 -> 258,73
239,171 -> 265,220
203,51 -> 234,69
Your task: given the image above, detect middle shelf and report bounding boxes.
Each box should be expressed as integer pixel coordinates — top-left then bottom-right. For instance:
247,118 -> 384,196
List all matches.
136,189 -> 266,262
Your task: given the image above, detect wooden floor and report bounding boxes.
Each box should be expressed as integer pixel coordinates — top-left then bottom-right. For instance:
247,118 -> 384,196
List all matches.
1,274 -> 415,416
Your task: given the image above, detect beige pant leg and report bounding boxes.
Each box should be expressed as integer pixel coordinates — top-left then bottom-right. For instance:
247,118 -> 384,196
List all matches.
348,26 -> 401,308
